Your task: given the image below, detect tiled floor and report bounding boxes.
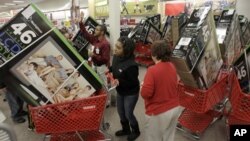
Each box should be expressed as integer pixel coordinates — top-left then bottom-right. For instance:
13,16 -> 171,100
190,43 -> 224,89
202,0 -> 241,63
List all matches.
0,67 -> 228,141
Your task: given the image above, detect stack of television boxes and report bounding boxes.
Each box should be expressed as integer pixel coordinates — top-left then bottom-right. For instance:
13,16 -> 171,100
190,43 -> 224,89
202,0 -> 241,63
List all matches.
216,9 -> 242,66
171,7 -> 223,89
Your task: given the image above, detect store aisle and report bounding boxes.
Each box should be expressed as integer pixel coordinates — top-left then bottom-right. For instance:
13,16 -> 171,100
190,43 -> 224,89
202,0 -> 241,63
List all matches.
0,67 -> 227,141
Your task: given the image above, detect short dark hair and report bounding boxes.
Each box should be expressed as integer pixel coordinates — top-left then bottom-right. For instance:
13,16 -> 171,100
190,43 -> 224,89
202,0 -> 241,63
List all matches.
151,40 -> 171,62
29,62 -> 38,69
118,36 -> 135,58
98,25 -> 107,35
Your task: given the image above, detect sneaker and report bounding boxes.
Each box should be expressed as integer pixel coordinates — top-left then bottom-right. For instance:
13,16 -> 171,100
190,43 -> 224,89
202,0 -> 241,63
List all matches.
13,117 -> 26,123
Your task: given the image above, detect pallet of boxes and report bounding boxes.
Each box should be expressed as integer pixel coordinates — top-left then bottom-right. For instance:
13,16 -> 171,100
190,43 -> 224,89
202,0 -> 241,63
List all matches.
172,7 -> 230,139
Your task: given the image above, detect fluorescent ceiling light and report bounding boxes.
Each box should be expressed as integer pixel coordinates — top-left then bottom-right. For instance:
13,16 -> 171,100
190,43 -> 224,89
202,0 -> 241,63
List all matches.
5,3 -> 16,6
13,1 -> 25,3
0,5 -> 8,8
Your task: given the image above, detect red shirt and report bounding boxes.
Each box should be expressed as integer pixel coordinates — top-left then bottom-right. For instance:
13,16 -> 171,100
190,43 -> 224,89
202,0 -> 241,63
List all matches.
79,22 -> 110,66
141,62 -> 179,115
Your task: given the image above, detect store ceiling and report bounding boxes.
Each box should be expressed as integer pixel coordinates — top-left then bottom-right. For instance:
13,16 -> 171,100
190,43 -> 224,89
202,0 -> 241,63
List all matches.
0,0 -> 88,13
0,0 -> 44,12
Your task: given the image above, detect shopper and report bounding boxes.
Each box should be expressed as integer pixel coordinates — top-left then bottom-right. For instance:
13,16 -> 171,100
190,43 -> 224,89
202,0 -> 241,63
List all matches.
79,12 -> 110,86
110,36 -> 140,141
1,83 -> 27,123
141,40 -> 181,141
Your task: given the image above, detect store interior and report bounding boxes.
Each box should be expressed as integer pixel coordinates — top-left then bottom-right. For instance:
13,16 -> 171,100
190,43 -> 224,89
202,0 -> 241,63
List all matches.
1,0 -> 250,141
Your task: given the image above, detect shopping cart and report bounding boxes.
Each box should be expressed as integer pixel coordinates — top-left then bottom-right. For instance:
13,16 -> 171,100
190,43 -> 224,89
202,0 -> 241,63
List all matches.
225,73 -> 250,140
134,42 -> 154,67
29,89 -> 111,141
177,70 -> 232,140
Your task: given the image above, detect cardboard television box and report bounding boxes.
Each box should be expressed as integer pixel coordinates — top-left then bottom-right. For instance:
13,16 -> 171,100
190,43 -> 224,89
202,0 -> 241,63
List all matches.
177,68 -> 207,89
171,37 -> 203,73
234,49 -> 250,93
196,28 -> 223,88
171,7 -> 213,73
242,24 -> 250,46
185,7 -> 211,29
218,9 -> 236,25
0,4 -> 102,106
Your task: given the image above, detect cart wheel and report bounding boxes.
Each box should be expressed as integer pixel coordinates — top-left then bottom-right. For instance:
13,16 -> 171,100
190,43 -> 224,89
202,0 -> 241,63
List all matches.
190,132 -> 200,140
176,123 -> 182,129
102,122 -> 110,131
217,114 -> 223,120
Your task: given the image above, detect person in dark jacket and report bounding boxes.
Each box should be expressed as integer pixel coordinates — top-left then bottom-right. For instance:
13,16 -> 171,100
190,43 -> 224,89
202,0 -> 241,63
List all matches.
110,36 -> 140,141
0,82 -> 27,123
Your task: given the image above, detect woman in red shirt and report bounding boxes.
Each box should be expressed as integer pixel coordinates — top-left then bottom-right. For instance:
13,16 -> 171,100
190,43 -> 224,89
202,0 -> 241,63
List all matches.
141,40 -> 181,141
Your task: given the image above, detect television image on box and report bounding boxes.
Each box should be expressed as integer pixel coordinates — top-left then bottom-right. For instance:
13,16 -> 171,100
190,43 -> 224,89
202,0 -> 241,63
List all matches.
10,36 -> 96,104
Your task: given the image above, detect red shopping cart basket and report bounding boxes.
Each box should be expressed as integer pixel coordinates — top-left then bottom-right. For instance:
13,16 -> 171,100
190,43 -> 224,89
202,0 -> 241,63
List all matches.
29,89 -> 107,134
178,72 -> 229,113
135,42 -> 151,56
178,109 -> 221,134
229,73 -> 250,122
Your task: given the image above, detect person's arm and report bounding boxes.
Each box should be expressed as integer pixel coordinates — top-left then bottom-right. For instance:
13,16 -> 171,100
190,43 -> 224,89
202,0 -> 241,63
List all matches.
79,21 -> 97,44
141,68 -> 154,99
92,43 -> 110,65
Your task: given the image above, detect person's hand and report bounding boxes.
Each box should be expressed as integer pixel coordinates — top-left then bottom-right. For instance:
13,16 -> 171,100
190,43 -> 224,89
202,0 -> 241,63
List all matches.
113,79 -> 119,86
88,50 -> 94,57
80,11 -> 84,22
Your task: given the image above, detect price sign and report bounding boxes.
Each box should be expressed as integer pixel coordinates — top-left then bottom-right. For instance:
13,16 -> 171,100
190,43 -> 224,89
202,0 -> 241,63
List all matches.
0,5 -> 51,67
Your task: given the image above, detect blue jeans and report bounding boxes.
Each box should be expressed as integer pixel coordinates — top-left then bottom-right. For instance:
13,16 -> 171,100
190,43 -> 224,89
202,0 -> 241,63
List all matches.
5,88 -> 24,119
117,93 -> 139,126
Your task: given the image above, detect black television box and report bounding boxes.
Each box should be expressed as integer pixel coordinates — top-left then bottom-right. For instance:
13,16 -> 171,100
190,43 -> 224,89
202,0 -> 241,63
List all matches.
171,7 -> 213,73
234,49 -> 250,93
218,9 -> 236,24
186,7 -> 211,29
171,36 -> 204,73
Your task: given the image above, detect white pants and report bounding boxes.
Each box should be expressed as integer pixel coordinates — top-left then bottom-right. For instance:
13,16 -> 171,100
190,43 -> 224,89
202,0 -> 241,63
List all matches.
93,65 -> 108,87
144,106 -> 181,141
93,65 -> 112,105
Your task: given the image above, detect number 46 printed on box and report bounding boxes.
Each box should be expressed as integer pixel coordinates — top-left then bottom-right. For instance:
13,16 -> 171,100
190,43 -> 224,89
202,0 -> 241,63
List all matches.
0,4 -> 52,67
